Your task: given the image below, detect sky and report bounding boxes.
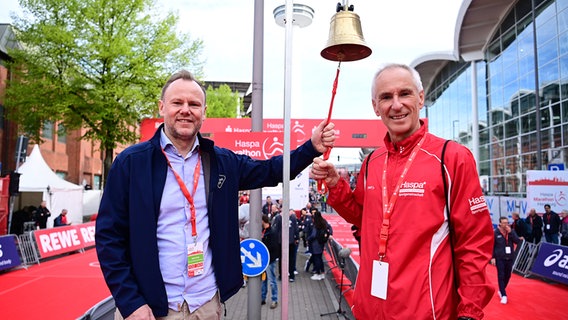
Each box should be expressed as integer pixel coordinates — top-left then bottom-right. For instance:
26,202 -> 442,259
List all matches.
0,0 -> 463,163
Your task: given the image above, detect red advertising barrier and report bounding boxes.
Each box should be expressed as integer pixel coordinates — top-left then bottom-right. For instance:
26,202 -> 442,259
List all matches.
140,118 -> 388,149
33,222 -> 96,259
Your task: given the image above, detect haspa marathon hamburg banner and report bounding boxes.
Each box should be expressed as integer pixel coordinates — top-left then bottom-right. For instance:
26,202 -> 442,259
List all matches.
140,118 -> 388,149
526,170 -> 568,214
531,242 -> 568,285
33,222 -> 96,259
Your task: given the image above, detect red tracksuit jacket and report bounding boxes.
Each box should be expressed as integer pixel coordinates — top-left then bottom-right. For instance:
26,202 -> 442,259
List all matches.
328,125 -> 494,319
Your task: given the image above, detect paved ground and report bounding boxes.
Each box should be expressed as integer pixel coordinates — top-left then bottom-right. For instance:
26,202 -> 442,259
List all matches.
224,243 -> 354,320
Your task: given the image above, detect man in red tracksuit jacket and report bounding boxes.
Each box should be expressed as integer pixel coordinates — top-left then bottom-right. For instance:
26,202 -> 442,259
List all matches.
311,63 -> 494,320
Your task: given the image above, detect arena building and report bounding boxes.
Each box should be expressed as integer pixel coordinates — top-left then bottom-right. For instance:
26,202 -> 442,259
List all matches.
411,0 -> 568,197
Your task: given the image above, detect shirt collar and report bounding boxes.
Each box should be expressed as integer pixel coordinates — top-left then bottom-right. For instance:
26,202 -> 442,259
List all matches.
159,128 -> 200,157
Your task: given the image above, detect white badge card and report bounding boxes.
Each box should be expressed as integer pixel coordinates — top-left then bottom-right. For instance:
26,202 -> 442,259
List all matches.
546,224 -> 551,230
505,246 -> 511,254
187,242 -> 205,277
371,260 -> 389,300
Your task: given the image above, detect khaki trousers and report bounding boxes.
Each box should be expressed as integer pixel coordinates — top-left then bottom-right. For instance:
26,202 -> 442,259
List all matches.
114,292 -> 221,320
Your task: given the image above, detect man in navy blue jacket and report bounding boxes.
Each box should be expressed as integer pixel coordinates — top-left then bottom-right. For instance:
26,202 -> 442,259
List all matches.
95,69 -> 335,319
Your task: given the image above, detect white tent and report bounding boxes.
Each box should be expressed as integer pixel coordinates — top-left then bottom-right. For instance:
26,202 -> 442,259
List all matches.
16,145 -> 84,226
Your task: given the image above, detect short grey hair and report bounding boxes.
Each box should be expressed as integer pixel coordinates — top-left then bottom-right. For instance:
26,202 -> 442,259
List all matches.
161,69 -> 207,104
371,63 -> 423,99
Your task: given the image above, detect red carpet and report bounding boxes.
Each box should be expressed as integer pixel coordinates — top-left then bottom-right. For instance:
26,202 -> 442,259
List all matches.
324,213 -> 568,319
0,248 -> 110,319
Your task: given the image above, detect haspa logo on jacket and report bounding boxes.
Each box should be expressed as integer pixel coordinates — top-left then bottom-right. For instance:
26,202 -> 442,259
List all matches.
468,196 -> 488,214
399,181 -> 427,197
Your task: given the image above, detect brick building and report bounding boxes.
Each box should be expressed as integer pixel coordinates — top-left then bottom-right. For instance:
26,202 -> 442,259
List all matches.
1,24 -> 108,190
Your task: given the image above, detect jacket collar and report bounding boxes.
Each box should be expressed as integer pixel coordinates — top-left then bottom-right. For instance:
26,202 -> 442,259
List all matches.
383,120 -> 427,155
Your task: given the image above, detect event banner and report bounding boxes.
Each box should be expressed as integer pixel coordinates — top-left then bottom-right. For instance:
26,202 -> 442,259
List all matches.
485,196 -> 530,225
526,170 -> 568,214
33,222 -> 96,259
531,242 -> 568,285
0,235 -> 22,271
139,118 -> 388,148
212,132 -> 302,159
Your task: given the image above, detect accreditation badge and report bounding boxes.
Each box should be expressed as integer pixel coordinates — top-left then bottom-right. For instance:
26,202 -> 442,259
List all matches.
371,260 -> 389,300
187,242 -> 205,277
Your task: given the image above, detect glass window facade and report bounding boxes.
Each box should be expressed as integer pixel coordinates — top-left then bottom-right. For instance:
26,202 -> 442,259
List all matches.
422,0 -> 568,197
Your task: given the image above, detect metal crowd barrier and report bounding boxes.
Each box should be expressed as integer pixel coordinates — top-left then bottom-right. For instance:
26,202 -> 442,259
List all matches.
512,240 -> 540,277
17,231 -> 41,266
76,296 -> 115,320
325,238 -> 359,293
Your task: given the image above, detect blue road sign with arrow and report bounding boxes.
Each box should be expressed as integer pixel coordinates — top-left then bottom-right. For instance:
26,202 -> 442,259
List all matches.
240,238 -> 269,277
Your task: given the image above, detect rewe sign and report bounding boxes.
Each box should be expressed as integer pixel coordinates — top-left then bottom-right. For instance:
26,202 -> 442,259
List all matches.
33,222 -> 96,258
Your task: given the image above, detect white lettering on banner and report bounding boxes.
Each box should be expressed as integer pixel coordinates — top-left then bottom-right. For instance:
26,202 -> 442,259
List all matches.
266,123 -> 284,130
544,249 -> 568,269
235,140 -> 260,148
80,226 -> 96,243
236,150 -> 262,158
0,259 -> 12,266
39,230 -> 81,252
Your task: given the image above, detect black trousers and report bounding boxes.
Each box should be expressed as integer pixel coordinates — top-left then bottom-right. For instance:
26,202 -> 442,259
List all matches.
496,258 -> 514,297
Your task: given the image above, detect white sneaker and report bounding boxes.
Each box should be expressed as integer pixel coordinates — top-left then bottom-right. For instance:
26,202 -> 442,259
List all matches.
311,274 -> 324,280
318,274 -> 325,280
294,270 -> 299,275
500,296 -> 507,304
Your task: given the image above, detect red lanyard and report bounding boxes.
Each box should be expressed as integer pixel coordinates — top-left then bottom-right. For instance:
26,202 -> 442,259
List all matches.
378,135 -> 426,260
161,149 -> 201,240
500,229 -> 509,243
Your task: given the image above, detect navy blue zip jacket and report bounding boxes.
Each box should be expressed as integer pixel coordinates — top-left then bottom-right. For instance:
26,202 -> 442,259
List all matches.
95,125 -> 321,317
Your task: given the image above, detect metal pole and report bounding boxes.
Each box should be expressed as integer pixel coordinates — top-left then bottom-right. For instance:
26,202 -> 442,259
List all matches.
471,61 -> 480,169
247,0 -> 264,319
280,1 -> 294,318
531,0 -> 542,169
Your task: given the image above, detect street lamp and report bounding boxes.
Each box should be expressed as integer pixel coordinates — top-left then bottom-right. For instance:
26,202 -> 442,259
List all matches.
273,3 -> 314,319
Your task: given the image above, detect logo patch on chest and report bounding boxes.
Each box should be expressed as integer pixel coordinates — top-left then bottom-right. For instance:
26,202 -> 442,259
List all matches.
399,181 -> 427,197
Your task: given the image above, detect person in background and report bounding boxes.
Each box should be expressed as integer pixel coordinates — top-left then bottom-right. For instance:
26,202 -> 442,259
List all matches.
311,63 -> 494,320
527,208 -> 543,244
511,212 -> 530,240
34,201 -> 51,229
269,203 -> 280,223
53,209 -> 72,227
543,204 -> 561,244
238,191 -> 249,205
320,193 -> 327,213
308,209 -> 332,280
490,217 -> 522,305
95,69 -> 336,320
271,207 -> 300,282
262,196 -> 273,216
560,210 -> 568,246
261,214 -> 279,309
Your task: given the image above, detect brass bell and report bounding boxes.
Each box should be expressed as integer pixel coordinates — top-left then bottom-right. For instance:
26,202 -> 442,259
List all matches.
321,3 -> 372,62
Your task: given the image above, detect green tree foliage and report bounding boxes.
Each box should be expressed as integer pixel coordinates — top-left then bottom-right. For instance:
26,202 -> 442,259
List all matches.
4,0 -> 204,184
205,84 -> 241,118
